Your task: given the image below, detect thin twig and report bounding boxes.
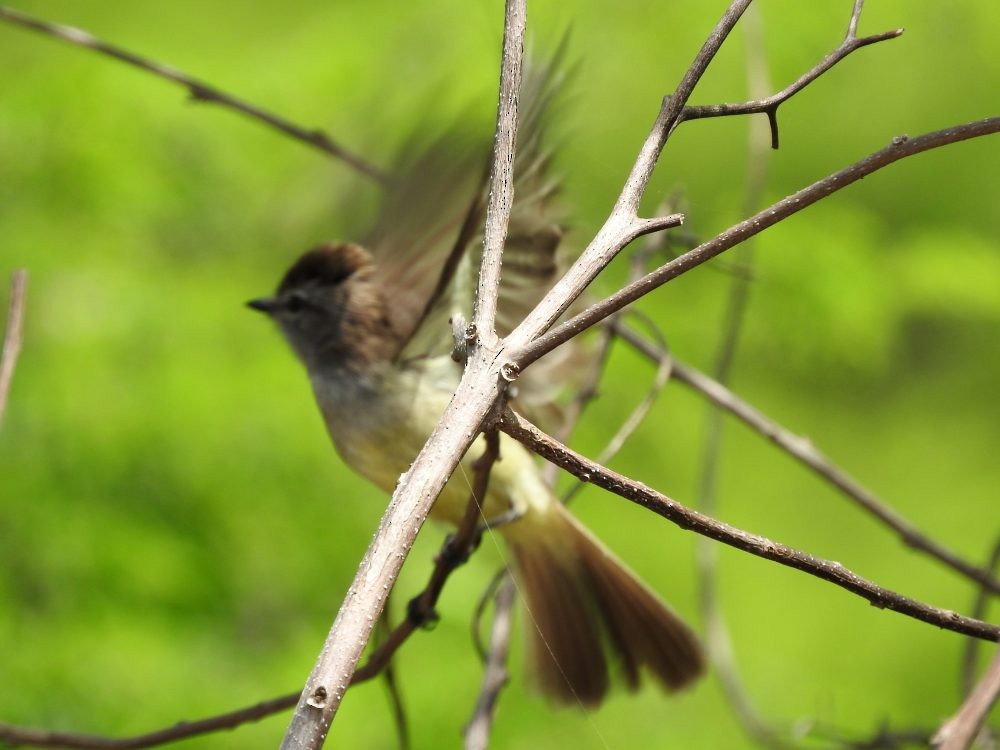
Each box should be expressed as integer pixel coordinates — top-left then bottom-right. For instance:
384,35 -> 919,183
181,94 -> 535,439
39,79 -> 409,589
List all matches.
934,646 -> 1000,750
541,321 -> 616,487
963,538 -> 1000,696
463,575 -> 517,750
614,322 -> 1000,597
0,6 -> 386,183
0,694 -> 300,750
682,1 -> 904,148
595,323 -> 672,466
693,6 -> 794,747
516,116 -> 1000,371
471,568 -> 511,661
0,269 -> 27,429
498,407 -> 1000,642
808,723 -> 933,750
375,602 -> 410,750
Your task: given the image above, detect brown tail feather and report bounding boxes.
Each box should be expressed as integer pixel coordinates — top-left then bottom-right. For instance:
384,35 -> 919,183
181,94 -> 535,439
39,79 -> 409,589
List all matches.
506,502 -> 705,706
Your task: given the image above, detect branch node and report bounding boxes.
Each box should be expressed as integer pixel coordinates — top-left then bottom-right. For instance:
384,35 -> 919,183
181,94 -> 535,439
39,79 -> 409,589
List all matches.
305,687 -> 329,710
499,361 -> 520,383
406,596 -> 441,630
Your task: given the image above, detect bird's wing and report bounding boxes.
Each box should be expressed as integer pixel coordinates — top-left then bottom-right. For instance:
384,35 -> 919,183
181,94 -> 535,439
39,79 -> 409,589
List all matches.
367,42 -> 585,430
362,124 -> 486,359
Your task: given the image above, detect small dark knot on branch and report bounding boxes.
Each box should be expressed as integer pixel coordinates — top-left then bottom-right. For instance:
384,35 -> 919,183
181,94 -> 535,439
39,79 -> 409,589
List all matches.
406,595 -> 440,630
186,84 -> 213,103
891,134 -> 910,146
439,531 -> 478,567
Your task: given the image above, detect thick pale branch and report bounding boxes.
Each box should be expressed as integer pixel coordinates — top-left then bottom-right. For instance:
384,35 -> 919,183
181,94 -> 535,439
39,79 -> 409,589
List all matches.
278,3 -> 527,746
0,269 -> 28,429
498,408 -> 1000,642
473,0 -> 527,342
516,117 -> 1000,368
613,322 -> 1000,596
0,6 -> 386,183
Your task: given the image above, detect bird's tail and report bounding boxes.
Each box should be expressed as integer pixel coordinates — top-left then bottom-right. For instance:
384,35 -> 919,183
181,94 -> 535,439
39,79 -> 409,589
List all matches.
504,501 -> 705,707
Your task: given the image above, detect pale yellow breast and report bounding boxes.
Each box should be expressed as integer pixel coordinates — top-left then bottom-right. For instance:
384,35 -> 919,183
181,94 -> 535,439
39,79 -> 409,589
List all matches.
311,357 -> 554,527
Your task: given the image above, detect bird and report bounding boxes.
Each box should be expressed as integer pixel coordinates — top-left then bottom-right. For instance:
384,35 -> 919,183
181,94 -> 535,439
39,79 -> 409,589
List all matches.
247,51 -> 705,707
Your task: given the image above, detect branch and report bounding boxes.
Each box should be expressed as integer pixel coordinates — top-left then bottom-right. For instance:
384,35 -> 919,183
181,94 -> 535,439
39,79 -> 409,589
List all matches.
498,408 -> 1000,642
501,1 -> 752,353
515,116 -> 1000,369
472,0 -> 526,343
964,537 -> 1000,697
0,461 -> 513,750
934,646 -> 1000,750
276,0 -> 528,742
693,7 -> 792,746
0,269 -> 28,430
463,575 -> 517,750
613,321 -> 1000,596
682,1 -> 904,148
0,694 -> 299,750
0,6 -> 387,183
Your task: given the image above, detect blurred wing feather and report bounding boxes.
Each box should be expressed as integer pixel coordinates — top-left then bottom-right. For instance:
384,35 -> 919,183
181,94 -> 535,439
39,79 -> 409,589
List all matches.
368,40 -> 586,430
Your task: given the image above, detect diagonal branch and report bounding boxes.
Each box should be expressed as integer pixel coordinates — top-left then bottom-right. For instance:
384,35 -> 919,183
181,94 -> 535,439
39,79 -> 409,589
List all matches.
0,5 -> 387,183
515,116 -> 1000,369
277,3 -> 528,745
502,0 -> 751,352
0,695 -> 299,750
498,407 -> 1000,642
682,1 -> 904,148
614,321 -> 1000,596
692,8 -> 791,745
0,269 -> 28,430
933,645 -> 1000,750
463,575 -> 517,750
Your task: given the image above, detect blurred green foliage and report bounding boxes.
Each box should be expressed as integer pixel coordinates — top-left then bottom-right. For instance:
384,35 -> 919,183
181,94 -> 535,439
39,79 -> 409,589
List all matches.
1,1 -> 998,748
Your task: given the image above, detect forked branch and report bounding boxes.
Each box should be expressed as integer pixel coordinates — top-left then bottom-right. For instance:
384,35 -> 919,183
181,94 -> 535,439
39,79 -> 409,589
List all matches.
682,0 -> 904,148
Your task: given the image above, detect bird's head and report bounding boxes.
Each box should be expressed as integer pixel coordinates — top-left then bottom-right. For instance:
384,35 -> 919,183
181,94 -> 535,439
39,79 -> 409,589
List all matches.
248,243 -> 397,374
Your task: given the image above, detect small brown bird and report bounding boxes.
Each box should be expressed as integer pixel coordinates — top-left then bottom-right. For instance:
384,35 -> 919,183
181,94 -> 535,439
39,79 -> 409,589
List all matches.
248,55 -> 704,706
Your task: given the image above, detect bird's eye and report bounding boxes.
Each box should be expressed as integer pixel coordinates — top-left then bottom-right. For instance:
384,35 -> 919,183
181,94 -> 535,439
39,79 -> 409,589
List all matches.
285,292 -> 309,313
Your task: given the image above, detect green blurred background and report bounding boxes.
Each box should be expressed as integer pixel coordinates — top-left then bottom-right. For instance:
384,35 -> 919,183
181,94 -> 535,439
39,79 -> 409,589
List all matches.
1,1 -> 998,747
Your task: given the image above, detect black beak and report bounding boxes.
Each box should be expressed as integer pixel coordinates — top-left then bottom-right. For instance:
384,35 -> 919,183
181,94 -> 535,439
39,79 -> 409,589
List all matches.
246,297 -> 279,315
